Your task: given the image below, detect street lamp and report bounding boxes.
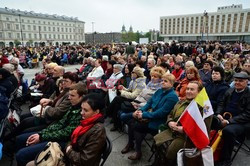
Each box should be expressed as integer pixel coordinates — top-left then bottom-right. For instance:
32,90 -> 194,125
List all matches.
202,10 -> 208,42
18,14 -> 24,46
92,22 -> 95,44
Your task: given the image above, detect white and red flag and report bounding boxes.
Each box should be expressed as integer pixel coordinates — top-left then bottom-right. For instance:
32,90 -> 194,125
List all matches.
179,100 -> 209,149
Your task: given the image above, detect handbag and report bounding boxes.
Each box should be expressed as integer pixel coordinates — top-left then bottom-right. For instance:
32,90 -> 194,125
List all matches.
177,147 -> 214,166
34,142 -> 65,166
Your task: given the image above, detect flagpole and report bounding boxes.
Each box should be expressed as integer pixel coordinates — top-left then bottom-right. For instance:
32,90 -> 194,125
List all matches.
176,99 -> 195,124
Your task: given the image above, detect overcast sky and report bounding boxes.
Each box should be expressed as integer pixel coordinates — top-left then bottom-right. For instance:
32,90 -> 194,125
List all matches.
1,0 -> 250,33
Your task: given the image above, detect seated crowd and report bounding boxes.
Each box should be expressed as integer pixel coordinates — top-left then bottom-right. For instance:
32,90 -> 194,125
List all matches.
0,41 -> 250,166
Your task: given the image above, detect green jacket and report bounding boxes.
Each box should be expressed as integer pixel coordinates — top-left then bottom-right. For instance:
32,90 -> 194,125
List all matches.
38,103 -> 82,142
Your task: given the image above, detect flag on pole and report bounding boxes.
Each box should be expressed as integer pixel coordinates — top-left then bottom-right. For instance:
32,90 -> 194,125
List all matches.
195,88 -> 214,119
179,100 -> 209,149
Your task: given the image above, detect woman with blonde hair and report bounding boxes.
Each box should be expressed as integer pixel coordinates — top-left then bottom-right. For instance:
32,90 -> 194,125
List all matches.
120,66 -> 165,124
121,73 -> 178,160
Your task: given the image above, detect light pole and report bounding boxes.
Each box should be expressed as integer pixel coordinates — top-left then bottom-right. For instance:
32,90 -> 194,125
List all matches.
202,10 -> 208,42
18,14 -> 24,46
91,22 -> 95,44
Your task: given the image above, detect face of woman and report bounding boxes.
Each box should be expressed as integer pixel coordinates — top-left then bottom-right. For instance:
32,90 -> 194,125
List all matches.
95,60 -> 100,67
125,65 -> 129,74
196,57 -> 201,63
161,77 -> 172,89
212,71 -> 221,81
63,78 -> 74,89
81,102 -> 99,120
151,74 -> 160,83
107,63 -> 112,69
232,59 -> 238,66
131,72 -> 137,80
186,71 -> 195,80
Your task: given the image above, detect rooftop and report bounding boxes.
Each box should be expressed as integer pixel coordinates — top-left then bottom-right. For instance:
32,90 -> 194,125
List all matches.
0,7 -> 84,23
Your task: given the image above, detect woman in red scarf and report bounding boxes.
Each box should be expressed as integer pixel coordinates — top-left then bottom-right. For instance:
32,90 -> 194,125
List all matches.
66,93 -> 106,166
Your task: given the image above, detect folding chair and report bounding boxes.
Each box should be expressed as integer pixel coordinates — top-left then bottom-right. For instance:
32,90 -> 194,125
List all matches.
100,136 -> 113,166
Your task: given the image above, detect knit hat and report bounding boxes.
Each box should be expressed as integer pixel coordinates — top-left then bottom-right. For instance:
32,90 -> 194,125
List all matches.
35,74 -> 46,82
132,66 -> 144,78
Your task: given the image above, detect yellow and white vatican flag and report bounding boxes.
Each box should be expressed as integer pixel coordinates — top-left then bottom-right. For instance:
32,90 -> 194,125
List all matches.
195,88 -> 214,119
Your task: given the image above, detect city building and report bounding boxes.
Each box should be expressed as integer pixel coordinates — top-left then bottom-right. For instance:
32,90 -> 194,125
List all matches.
160,4 -> 250,43
85,32 -> 122,44
0,7 -> 85,47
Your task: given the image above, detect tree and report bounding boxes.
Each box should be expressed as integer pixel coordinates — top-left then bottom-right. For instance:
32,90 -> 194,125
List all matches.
14,39 -> 21,47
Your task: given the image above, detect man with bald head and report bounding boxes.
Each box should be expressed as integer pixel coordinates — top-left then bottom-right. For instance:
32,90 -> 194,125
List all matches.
52,65 -> 65,87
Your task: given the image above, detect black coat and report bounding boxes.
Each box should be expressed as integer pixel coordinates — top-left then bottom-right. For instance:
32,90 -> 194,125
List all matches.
205,80 -> 229,111
216,87 -> 250,124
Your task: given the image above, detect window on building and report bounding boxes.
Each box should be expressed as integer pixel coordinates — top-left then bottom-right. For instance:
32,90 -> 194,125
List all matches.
44,26 -> 46,31
34,34 -> 37,39
48,22 -> 50,25
6,23 -> 11,30
16,24 -> 19,30
33,20 -> 35,23
61,27 -> 64,32
29,33 -> 32,39
6,17 -> 9,21
53,34 -> 56,39
43,21 -> 46,24
53,27 -> 55,31
66,35 -> 68,39
62,35 -> 64,39
48,27 -> 51,31
58,34 -> 60,39
70,35 -> 72,39
8,33 -> 12,39
0,32 -> 3,39
57,23 -> 59,25
57,27 -> 60,32
22,19 -> 24,23
23,33 -> 26,39
15,18 -> 18,22
52,22 -> 54,25
28,25 -> 31,30
27,20 -> 30,23
61,23 -> 63,25
69,28 -> 71,32
49,34 -> 51,39
17,33 -> 20,39
22,25 -> 25,30
33,25 -> 36,31
38,21 -> 41,24
65,28 -> 68,32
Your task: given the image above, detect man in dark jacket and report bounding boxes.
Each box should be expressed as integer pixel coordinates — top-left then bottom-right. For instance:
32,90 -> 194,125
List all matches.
216,72 -> 250,166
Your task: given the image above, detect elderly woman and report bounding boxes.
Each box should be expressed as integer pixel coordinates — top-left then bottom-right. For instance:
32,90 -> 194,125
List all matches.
121,73 -> 179,160
65,93 -> 106,166
176,66 -> 202,100
205,66 -> 229,111
108,66 -> 146,131
153,81 -> 212,165
120,66 -> 165,123
87,59 -> 104,89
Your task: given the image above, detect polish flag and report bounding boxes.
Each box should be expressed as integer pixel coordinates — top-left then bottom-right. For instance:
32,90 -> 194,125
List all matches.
179,100 -> 209,149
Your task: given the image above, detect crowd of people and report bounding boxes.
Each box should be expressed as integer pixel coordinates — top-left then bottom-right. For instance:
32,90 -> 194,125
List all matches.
0,40 -> 250,166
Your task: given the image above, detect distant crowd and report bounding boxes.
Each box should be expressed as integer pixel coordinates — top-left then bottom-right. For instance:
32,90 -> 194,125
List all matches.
0,40 -> 250,166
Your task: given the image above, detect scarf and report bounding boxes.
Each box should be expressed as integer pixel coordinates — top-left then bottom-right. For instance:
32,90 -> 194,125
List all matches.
71,113 -> 103,146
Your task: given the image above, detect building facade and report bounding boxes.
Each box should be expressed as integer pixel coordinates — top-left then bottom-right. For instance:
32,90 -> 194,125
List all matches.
0,7 -> 85,47
85,32 -> 122,44
160,4 -> 250,43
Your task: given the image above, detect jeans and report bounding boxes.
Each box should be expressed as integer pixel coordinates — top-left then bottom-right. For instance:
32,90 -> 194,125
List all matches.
120,112 -> 133,124
15,132 -> 66,166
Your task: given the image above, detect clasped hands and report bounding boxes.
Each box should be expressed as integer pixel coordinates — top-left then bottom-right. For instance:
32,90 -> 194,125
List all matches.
168,121 -> 184,133
132,110 -> 143,120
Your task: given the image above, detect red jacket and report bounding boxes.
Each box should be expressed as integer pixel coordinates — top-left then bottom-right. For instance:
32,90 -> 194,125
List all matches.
0,56 -> 9,68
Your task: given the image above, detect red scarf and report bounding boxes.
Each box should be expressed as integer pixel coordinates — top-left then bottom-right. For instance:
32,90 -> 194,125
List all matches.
71,113 -> 102,146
